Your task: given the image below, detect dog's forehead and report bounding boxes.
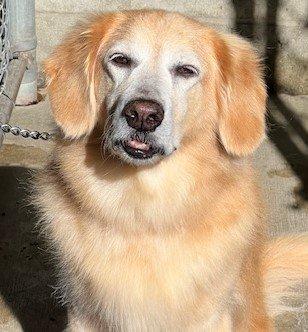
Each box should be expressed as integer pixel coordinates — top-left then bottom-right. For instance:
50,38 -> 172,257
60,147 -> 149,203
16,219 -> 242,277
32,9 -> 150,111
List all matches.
108,13 -> 203,62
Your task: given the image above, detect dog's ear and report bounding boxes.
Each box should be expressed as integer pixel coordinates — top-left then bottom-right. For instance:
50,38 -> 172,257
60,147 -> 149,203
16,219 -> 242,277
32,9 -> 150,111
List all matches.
44,14 -> 125,139
215,34 -> 267,156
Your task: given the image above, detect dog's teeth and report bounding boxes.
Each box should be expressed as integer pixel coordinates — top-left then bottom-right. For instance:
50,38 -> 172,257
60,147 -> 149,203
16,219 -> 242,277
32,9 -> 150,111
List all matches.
127,140 -> 150,151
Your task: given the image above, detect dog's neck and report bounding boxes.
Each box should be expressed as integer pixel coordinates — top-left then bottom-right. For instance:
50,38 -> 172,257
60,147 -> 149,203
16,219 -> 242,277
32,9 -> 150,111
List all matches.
51,134 -> 251,235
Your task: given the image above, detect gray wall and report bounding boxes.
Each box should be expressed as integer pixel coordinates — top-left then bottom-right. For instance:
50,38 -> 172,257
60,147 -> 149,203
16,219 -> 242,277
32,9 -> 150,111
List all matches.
36,0 -> 308,94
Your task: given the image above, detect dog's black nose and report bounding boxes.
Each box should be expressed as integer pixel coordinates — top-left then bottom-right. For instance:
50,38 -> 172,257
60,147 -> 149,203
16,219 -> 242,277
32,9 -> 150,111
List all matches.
122,100 -> 164,132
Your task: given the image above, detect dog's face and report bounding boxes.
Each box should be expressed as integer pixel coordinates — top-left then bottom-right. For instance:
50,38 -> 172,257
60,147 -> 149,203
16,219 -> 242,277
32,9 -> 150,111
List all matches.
102,18 -> 203,165
45,11 -> 266,166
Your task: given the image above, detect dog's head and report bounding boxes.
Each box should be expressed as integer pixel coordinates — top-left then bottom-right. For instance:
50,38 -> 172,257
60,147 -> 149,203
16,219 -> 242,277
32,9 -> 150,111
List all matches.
45,10 -> 266,166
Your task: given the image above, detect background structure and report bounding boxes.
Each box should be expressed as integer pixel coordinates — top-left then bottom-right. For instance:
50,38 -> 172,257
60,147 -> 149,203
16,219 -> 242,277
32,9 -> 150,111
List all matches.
0,1 -> 307,331
35,0 -> 308,94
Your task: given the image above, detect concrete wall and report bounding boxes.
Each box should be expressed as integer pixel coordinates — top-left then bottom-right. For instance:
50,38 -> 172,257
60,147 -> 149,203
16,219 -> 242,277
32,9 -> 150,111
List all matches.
36,0 -> 308,94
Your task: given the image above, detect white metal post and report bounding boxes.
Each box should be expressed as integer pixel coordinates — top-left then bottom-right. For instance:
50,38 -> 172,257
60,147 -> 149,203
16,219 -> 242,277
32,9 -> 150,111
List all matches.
7,0 -> 37,105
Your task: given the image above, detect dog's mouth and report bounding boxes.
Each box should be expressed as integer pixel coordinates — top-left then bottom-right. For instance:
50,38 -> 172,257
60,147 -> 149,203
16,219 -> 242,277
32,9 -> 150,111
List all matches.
121,139 -> 159,159
110,132 -> 165,161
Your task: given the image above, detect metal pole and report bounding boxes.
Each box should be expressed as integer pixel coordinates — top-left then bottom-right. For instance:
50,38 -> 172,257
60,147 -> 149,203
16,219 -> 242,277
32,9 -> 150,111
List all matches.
7,0 -> 37,105
0,58 -> 27,146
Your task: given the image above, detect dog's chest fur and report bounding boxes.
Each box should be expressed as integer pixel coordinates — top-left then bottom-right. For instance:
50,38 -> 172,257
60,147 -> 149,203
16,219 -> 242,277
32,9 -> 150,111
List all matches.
51,207 -> 246,330
38,147 -> 255,330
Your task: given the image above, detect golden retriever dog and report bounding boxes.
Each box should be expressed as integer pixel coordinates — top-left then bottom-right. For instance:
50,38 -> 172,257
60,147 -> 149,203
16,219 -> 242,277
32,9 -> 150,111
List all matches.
34,10 -> 308,331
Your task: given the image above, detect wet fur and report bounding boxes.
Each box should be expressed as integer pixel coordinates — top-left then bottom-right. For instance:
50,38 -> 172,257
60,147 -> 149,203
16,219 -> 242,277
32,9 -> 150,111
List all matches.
34,10 -> 307,331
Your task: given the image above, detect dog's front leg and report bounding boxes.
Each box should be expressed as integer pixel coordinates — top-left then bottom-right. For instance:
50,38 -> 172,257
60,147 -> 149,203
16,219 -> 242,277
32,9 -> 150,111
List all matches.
233,246 -> 274,331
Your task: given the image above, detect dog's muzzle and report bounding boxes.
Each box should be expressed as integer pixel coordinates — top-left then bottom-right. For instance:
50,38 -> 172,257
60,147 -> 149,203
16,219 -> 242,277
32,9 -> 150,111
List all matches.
119,99 -> 165,159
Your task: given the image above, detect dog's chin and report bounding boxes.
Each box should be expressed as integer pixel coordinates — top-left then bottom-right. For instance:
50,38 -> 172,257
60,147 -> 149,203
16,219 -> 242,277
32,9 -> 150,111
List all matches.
111,140 -> 166,167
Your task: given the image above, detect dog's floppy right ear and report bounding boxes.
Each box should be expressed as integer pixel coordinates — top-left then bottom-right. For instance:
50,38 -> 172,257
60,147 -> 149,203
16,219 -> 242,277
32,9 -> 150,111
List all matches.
44,13 -> 125,139
214,34 -> 267,157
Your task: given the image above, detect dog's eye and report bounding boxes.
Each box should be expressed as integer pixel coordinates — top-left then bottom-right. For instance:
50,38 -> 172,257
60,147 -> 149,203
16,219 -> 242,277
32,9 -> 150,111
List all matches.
110,53 -> 132,68
174,65 -> 198,78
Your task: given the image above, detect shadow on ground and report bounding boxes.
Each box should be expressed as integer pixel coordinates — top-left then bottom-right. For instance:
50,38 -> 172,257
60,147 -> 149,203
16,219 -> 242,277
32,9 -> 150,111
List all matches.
232,0 -> 308,202
267,96 -> 308,203
0,166 -> 66,332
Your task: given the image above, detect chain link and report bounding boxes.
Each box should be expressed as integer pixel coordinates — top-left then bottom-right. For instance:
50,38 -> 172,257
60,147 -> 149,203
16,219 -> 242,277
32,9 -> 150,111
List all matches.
0,122 -> 53,140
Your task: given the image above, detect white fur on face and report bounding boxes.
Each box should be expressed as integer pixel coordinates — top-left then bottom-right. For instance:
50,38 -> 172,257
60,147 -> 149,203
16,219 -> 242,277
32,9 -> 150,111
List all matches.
102,37 -> 202,166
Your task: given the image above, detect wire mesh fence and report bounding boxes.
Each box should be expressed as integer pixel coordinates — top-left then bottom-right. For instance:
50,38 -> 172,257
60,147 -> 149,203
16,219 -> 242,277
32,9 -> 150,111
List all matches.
0,0 -> 33,147
0,0 -> 11,96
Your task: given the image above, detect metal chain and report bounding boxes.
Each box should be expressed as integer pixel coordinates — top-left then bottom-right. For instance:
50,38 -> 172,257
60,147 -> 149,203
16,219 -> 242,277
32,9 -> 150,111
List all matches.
0,122 -> 53,140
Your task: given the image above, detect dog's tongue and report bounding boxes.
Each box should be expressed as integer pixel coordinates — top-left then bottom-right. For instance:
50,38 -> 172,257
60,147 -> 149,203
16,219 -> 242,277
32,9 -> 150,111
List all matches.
127,139 -> 150,151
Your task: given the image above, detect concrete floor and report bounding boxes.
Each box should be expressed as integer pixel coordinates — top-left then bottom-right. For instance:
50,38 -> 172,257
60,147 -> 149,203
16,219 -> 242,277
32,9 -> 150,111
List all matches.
0,167 -> 67,332
0,94 -> 307,331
